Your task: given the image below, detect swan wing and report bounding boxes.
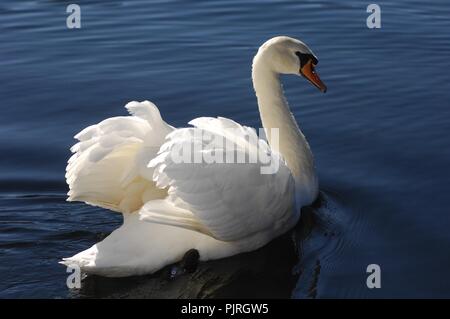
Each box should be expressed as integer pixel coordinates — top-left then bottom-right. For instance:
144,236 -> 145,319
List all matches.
140,117 -> 296,241
66,101 -> 173,213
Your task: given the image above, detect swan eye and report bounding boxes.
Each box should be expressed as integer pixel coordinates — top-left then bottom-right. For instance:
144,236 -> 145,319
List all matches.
295,51 -> 318,68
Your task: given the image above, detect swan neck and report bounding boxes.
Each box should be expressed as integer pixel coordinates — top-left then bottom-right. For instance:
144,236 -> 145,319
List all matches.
252,57 -> 318,207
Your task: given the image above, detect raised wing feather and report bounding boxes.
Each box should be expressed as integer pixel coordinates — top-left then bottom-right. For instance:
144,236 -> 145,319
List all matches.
140,117 -> 296,241
66,101 -> 173,213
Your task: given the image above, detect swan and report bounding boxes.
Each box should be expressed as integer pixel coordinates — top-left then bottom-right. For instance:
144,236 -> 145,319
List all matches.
61,36 -> 327,277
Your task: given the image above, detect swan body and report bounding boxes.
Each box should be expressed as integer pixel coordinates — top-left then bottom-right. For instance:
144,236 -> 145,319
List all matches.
62,36 -> 325,277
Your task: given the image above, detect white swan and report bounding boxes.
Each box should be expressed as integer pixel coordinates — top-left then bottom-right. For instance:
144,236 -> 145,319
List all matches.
62,36 -> 326,277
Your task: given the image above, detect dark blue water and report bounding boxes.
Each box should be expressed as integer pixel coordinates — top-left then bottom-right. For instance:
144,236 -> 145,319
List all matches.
1,0 -> 450,298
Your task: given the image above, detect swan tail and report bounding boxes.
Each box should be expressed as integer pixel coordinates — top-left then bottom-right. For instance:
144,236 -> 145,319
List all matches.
60,212 -> 236,277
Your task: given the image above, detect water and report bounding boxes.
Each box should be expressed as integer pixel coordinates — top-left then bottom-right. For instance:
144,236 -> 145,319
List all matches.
1,0 -> 450,298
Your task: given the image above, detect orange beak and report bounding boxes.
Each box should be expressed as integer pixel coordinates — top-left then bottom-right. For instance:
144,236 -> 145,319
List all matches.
300,60 -> 327,93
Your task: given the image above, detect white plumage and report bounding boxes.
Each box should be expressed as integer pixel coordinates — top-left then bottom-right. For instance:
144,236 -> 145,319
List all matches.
61,36 -> 325,277
66,101 -> 172,214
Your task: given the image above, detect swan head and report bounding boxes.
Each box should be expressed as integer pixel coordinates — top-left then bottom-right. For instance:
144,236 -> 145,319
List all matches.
255,36 -> 327,93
